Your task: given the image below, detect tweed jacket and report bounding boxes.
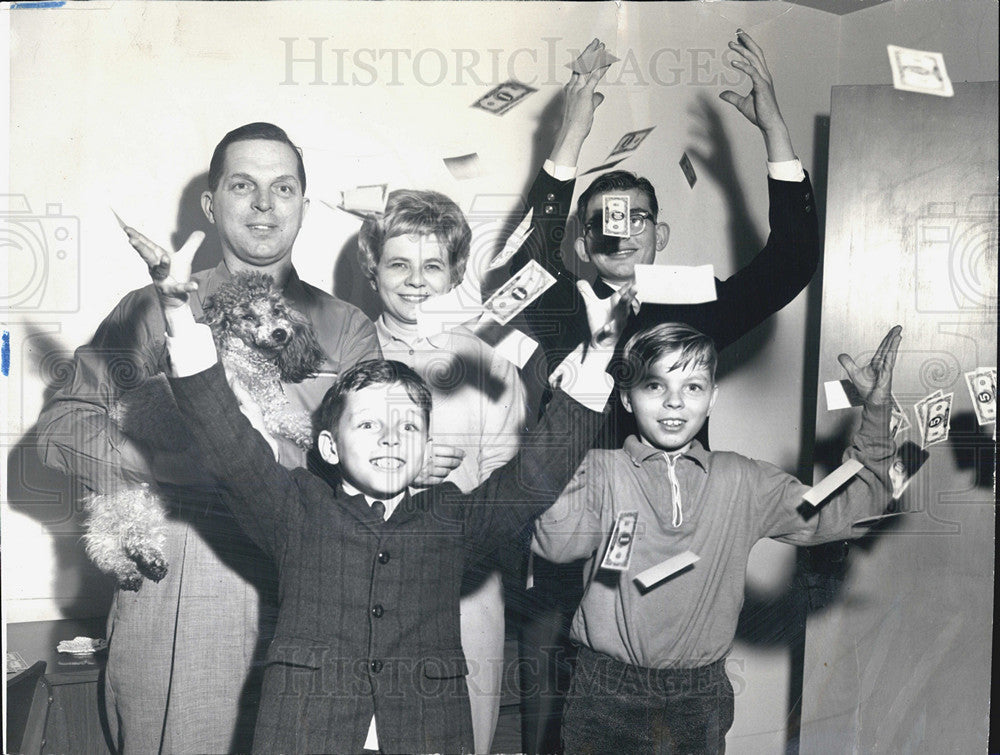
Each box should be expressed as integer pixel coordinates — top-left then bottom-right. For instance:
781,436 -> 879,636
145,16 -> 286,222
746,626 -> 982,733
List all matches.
170,361 -> 603,754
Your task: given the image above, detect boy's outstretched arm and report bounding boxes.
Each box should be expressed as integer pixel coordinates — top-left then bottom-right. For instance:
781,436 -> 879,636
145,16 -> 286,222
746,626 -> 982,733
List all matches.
126,227 -> 303,560
761,326 -> 903,545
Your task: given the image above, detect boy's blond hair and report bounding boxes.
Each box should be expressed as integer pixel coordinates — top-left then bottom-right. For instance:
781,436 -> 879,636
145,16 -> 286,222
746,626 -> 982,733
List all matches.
619,322 -> 718,389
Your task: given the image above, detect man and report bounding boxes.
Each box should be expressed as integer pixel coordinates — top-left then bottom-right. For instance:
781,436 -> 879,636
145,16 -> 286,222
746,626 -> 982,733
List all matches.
36,122 -> 381,753
510,33 -> 820,753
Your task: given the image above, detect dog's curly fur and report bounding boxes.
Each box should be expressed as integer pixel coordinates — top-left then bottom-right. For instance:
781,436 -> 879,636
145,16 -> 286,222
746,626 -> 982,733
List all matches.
83,272 -> 325,590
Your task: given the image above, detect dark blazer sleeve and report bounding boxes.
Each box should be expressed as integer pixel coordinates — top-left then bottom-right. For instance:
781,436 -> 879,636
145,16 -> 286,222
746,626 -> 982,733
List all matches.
459,389 -> 605,565
510,167 -> 590,370
712,174 -> 820,348
169,363 -> 307,562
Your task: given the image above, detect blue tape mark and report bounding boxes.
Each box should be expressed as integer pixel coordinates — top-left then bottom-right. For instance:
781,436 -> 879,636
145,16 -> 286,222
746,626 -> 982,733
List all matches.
11,1 -> 66,7
1,330 -> 9,377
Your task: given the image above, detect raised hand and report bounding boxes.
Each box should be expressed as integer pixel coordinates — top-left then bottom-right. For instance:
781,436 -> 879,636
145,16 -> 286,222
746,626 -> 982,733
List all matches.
413,441 -> 466,488
550,39 -> 613,167
719,30 -> 795,161
124,223 -> 204,309
837,326 -> 903,407
578,279 -> 637,349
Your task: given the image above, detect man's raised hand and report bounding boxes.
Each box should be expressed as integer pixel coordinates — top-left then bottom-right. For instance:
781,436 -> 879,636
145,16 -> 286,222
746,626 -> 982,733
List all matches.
838,326 -> 903,408
124,223 -> 204,309
550,39 -> 613,168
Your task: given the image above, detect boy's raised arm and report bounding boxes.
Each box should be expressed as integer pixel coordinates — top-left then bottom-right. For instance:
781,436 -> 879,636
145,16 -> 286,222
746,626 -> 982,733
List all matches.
761,326 -> 902,544
125,227 -> 303,559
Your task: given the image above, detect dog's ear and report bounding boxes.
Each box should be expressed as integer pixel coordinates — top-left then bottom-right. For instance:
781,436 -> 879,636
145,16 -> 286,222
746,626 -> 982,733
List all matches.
277,307 -> 325,383
201,294 -> 230,348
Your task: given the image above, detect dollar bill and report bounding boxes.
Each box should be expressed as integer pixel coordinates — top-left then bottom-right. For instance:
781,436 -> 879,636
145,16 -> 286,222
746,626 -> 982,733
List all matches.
471,80 -> 537,116
887,45 -> 954,98
679,152 -> 697,188
601,511 -> 639,572
913,389 -> 943,442
964,367 -> 996,425
608,127 -> 655,158
922,392 -> 953,447
483,259 -> 556,326
603,194 -> 630,238
488,208 -> 534,271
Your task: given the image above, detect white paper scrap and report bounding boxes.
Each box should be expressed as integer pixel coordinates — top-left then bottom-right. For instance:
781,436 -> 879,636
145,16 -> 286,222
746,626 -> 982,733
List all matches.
634,264 -> 717,305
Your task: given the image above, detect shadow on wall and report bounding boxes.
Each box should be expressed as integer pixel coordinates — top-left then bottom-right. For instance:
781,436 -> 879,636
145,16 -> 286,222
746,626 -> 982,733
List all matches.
177,171 -> 223,274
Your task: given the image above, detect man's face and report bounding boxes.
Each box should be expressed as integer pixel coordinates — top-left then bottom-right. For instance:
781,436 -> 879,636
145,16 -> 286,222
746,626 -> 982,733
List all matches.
622,352 -> 718,453
575,187 -> 667,287
374,234 -> 453,327
201,139 -> 308,272
318,383 -> 429,499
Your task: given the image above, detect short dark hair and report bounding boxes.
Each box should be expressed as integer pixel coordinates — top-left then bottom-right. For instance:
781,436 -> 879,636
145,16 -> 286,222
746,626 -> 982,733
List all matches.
208,122 -> 306,193
317,359 -> 433,439
357,189 -> 471,287
619,322 -> 717,390
575,170 -> 659,230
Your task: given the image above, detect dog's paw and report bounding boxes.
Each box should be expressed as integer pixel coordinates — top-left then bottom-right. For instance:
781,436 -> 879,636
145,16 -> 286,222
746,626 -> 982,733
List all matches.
125,544 -> 169,583
119,574 -> 144,592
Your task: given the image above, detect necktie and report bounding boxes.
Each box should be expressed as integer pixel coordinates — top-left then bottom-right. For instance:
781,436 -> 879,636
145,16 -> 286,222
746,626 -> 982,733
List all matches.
371,500 -> 386,523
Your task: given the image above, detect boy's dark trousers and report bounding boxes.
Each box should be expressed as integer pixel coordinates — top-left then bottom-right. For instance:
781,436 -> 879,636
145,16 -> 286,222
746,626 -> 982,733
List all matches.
560,646 -> 734,755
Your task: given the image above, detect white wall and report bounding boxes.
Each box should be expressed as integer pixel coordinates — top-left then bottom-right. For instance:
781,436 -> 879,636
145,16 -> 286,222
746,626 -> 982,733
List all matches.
3,1 -> 995,751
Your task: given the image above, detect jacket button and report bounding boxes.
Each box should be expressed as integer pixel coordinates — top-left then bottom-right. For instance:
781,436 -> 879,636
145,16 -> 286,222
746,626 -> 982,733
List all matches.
546,193 -> 555,200
378,551 -> 390,564
371,659 -> 383,673
371,604 -> 384,618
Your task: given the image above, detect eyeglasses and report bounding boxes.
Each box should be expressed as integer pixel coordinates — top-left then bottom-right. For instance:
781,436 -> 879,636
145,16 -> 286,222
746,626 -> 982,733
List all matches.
584,210 -> 655,237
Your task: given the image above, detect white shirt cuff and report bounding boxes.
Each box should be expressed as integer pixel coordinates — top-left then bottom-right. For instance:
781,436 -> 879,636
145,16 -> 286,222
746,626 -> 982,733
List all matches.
165,319 -> 218,377
555,343 -> 614,412
543,159 -> 578,181
766,159 -> 805,182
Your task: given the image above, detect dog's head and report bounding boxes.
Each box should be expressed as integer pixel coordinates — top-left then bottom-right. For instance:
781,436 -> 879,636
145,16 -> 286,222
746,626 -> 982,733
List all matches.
202,272 -> 325,383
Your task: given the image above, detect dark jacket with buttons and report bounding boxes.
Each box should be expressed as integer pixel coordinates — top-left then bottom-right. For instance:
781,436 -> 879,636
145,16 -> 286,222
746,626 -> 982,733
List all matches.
169,362 -> 603,754
512,167 -> 820,448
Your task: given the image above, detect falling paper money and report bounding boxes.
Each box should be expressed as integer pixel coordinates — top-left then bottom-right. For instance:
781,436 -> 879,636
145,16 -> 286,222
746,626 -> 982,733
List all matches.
679,152 -> 697,188
600,511 -> 639,572
566,44 -> 620,74
913,389 -> 943,442
633,551 -> 699,590
490,326 -> 540,370
340,184 -> 388,215
852,512 -> 907,529
889,394 -> 911,438
443,153 -> 485,181
415,287 -> 484,340
488,208 -> 535,271
887,45 -> 954,97
471,80 -> 537,116
581,158 -> 627,177
802,458 -> 864,507
824,379 -> 865,411
964,367 -> 996,425
922,392 -> 953,447
633,264 -> 717,305
483,259 -> 556,325
608,127 -> 655,158
603,194 -> 630,238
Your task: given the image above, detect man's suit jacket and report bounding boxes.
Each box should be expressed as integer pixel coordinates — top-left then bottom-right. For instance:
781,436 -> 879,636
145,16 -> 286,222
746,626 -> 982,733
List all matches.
170,362 -> 603,754
512,167 -> 820,447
